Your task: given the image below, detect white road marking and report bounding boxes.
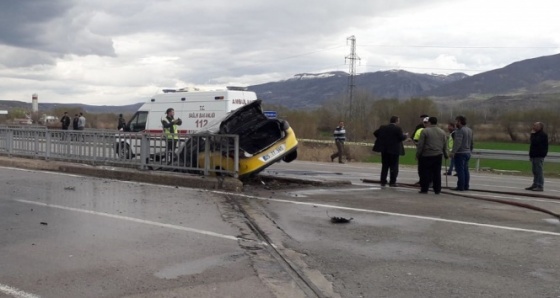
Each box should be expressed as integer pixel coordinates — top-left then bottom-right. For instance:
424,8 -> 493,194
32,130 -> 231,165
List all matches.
16,199 -> 239,241
0,283 -> 40,298
211,191 -> 560,237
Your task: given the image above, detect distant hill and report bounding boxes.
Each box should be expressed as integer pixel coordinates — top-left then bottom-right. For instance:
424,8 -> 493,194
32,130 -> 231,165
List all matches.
248,53 -> 560,110
3,53 -> 560,113
249,70 -> 468,109
425,53 -> 560,98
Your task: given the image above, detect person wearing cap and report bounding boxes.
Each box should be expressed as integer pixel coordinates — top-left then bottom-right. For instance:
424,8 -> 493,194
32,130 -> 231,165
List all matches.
117,113 -> 126,131
161,108 -> 182,163
413,116 -> 430,144
416,117 -> 448,194
412,114 -> 429,144
412,116 -> 429,186
444,122 -> 457,176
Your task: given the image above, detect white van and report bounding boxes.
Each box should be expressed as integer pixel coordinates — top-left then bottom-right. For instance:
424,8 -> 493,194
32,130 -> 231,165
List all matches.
116,86 -> 257,159
125,86 -> 257,134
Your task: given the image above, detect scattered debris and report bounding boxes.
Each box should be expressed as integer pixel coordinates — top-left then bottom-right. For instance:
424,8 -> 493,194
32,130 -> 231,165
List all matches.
327,211 -> 353,224
64,186 -> 76,191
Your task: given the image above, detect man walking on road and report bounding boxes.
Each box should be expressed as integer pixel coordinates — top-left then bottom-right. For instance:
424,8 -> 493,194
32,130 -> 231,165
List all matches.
416,117 -> 448,194
330,121 -> 346,164
450,115 -> 473,191
373,116 -> 408,187
525,122 -> 548,191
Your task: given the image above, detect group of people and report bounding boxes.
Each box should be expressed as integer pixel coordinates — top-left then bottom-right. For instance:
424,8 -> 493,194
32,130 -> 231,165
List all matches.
334,113 -> 548,193
371,114 -> 471,194
60,112 -> 86,131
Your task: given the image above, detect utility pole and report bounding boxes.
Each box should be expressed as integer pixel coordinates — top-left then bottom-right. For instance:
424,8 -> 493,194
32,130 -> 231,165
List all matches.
345,35 -> 360,121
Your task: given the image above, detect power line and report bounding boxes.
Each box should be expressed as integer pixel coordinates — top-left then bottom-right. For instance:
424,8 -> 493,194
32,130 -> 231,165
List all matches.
273,45 -> 346,62
362,64 -> 487,72
359,44 -> 560,49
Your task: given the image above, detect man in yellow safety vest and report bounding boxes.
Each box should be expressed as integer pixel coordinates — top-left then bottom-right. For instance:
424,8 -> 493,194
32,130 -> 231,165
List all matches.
161,108 -> 182,162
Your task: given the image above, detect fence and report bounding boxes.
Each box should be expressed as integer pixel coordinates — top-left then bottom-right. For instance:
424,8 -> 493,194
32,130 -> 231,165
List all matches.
300,138 -> 560,171
0,127 -> 239,177
471,149 -> 560,171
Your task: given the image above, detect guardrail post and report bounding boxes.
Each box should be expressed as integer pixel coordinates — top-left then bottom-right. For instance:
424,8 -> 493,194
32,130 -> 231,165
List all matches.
7,130 -> 13,156
45,131 -> 51,160
140,133 -> 149,170
234,135 -> 239,178
34,131 -> 40,158
476,158 -> 480,172
204,135 -> 210,176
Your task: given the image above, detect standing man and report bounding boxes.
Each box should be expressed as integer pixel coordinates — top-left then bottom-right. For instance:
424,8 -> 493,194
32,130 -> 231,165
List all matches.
412,114 -> 429,145
444,122 -> 456,176
373,116 -> 408,187
525,122 -> 548,191
412,116 -> 430,186
77,112 -> 86,141
117,114 -> 126,131
60,112 -> 71,140
161,108 -> 182,162
60,112 -> 71,130
72,114 -> 79,130
78,113 -> 86,130
71,113 -> 79,141
450,115 -> 473,191
330,121 -> 346,164
416,117 -> 448,194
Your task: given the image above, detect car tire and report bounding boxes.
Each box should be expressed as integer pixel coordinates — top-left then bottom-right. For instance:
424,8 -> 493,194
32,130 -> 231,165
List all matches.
282,150 -> 297,163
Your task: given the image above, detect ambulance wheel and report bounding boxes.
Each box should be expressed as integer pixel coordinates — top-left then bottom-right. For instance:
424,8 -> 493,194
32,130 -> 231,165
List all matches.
115,142 -> 133,159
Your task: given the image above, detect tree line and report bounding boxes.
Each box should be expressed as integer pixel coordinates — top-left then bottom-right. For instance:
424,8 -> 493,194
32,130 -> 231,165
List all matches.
264,89 -> 559,144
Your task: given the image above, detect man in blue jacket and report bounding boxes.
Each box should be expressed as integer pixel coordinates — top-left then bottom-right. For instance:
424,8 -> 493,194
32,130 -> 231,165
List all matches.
525,122 -> 548,191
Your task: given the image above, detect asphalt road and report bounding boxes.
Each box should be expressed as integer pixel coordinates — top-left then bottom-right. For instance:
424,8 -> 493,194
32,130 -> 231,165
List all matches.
2,160 -> 560,297
0,167 -> 305,298
237,160 -> 560,297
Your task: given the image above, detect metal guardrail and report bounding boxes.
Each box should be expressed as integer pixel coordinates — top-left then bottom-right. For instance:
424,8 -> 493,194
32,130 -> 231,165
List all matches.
0,127 -> 239,177
300,138 -> 559,171
471,149 -> 560,171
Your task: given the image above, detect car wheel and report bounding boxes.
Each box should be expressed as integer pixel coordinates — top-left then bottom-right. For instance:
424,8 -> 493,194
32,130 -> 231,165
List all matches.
282,150 -> 297,163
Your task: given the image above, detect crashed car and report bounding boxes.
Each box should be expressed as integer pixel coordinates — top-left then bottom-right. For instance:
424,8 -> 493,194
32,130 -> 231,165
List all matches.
175,99 -> 298,178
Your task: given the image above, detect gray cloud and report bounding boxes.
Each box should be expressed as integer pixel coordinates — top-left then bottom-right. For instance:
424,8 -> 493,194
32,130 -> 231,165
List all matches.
0,0 -> 115,61
0,0 -> 558,105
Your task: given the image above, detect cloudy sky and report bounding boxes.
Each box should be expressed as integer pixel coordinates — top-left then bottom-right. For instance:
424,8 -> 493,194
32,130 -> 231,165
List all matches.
0,0 -> 558,105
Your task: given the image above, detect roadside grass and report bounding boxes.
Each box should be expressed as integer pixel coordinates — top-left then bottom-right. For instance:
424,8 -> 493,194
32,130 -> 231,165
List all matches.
299,140 -> 560,177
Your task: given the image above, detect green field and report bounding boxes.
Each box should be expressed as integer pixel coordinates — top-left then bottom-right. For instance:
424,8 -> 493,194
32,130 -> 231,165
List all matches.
364,141 -> 560,176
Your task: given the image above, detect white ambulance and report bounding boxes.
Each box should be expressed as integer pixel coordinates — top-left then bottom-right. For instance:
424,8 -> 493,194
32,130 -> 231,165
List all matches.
116,86 -> 257,159
125,86 -> 257,134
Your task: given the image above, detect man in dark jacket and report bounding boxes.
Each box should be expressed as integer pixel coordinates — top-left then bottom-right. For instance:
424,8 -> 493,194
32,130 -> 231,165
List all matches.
373,116 -> 408,186
60,112 -> 71,130
525,122 -> 548,191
